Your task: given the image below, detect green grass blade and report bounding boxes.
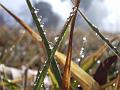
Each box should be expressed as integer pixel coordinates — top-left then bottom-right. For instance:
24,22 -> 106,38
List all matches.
26,0 -> 61,89
26,0 -> 73,89
78,9 -> 120,58
26,0 -> 50,53
0,2 -> 62,89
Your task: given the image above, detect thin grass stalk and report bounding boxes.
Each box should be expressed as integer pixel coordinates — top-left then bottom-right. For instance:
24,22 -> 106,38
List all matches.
77,9 -> 120,59
48,69 -> 60,90
0,2 -> 62,88
26,0 -> 75,89
24,69 -> 28,90
62,1 -> 80,89
0,3 -> 42,44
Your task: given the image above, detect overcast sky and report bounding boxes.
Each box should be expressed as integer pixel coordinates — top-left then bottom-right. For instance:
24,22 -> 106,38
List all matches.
0,0 -> 120,33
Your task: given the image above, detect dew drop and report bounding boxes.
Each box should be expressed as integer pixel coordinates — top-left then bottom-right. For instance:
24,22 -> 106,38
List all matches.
97,60 -> 101,64
116,70 -> 119,74
96,33 -> 98,36
77,58 -> 81,62
54,36 -> 59,42
9,47 -> 13,52
38,18 -> 41,22
67,18 -> 70,22
81,55 -> 84,58
49,45 -> 53,49
39,70 -> 42,74
34,83 -> 36,86
44,32 -> 46,35
40,24 -> 44,28
44,61 -> 47,64
70,12 -> 74,16
34,10 -> 38,14
83,37 -> 87,41
78,84 -> 81,87
74,80 -> 77,83
33,8 -> 39,14
72,7 -> 77,12
81,47 -> 84,51
113,83 -> 116,86
49,42 -> 54,49
80,50 -> 83,55
8,79 -> 12,83
105,37 -> 108,40
41,84 -> 44,87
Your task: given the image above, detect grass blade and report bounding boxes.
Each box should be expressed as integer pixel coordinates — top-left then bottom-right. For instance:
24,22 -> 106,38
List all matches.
78,9 -> 120,59
55,51 -> 101,90
61,0 -> 80,89
93,55 -> 117,85
0,2 -> 62,88
26,0 -> 74,89
0,3 -> 42,43
81,36 -> 119,71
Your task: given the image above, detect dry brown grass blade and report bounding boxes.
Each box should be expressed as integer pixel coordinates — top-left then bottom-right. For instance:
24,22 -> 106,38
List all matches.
55,51 -> 101,90
0,4 -> 42,43
61,0 -> 80,90
81,36 -> 119,71
101,78 -> 117,89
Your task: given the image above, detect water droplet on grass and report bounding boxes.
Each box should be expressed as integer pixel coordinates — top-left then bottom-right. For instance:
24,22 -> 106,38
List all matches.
40,24 -> 44,28
78,84 -> 81,87
54,36 -> 59,42
97,60 -> 101,64
74,80 -> 77,83
81,55 -> 84,58
49,42 -> 54,49
113,83 -> 116,86
77,58 -> 81,62
96,33 -> 98,36
83,36 -> 87,41
38,18 -> 41,22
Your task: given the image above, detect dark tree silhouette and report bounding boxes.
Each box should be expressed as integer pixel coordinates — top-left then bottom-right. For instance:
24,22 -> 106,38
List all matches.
34,2 -> 60,28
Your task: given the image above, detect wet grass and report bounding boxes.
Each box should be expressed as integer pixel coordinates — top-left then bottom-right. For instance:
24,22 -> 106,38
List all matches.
0,0 -> 120,90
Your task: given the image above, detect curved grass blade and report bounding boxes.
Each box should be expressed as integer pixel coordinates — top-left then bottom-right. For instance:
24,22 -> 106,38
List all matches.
0,2 -> 62,88
0,3 -> 42,43
78,9 -> 120,59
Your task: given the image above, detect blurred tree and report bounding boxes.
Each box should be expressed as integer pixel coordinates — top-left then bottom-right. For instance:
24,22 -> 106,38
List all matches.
80,0 -> 93,10
34,1 -> 60,29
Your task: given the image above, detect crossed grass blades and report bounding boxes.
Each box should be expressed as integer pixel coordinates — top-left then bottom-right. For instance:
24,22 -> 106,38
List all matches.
0,0 -> 120,90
